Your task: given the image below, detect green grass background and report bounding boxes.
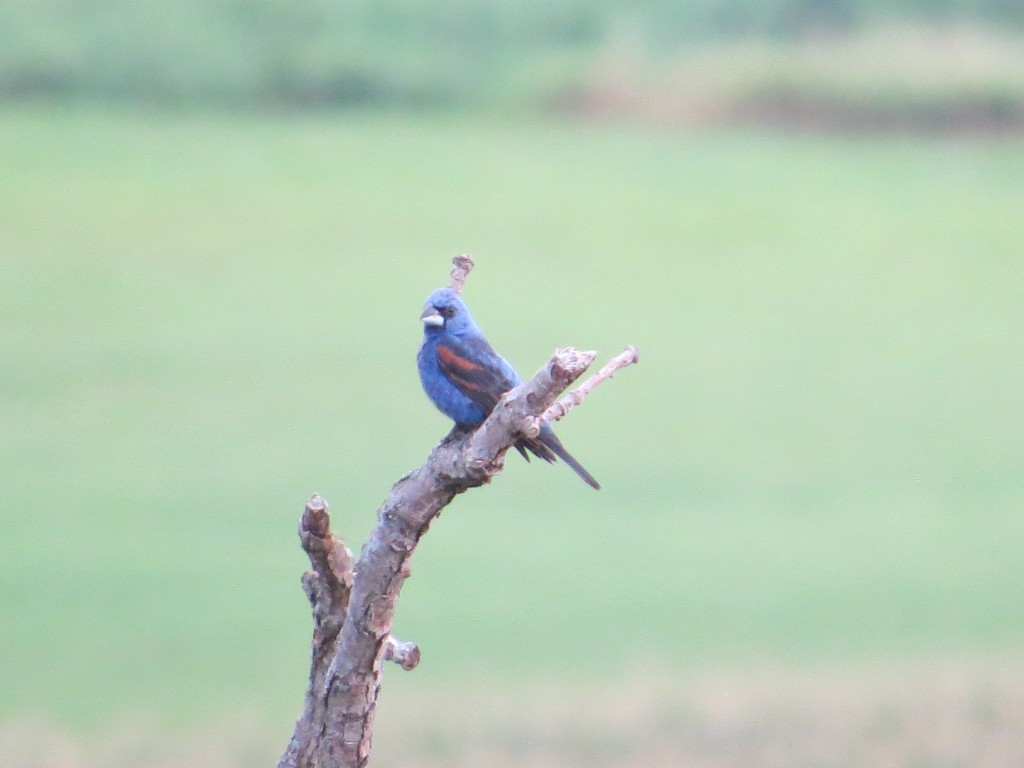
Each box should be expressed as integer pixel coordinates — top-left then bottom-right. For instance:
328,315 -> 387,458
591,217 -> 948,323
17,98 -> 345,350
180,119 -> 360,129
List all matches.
2,108 -> 1023,734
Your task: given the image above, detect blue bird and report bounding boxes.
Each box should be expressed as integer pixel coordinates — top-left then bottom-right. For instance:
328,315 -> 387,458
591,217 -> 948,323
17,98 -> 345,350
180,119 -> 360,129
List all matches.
417,287 -> 600,489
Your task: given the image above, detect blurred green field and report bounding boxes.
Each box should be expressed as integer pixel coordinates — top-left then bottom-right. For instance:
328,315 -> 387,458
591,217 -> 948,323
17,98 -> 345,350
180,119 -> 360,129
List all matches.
2,108 -> 1023,741
4,2 -> 1024,113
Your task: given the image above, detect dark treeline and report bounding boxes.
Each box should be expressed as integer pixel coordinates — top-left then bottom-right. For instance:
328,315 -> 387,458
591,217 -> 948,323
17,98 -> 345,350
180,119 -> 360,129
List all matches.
1,0 -> 1022,108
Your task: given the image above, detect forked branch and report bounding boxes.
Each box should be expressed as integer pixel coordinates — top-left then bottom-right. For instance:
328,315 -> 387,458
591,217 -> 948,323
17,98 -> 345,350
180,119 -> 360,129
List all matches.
279,255 -> 637,768
544,345 -> 639,423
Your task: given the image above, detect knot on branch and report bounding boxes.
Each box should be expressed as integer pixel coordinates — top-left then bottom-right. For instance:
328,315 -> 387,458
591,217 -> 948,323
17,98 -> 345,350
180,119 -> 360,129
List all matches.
423,429 -> 503,489
384,636 -> 421,671
514,414 -> 542,439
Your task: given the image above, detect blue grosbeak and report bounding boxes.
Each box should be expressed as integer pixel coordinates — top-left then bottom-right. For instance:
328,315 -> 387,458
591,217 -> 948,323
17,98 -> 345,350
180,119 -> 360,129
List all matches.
417,287 -> 600,489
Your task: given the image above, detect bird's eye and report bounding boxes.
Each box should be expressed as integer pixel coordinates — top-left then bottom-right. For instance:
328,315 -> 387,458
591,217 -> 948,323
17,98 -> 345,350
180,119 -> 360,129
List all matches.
439,306 -> 456,318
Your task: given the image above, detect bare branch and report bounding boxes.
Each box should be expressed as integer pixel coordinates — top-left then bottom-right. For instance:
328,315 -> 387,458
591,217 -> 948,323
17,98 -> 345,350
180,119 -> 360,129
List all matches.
313,345 -> 595,768
447,253 -> 475,293
281,260 -> 638,768
279,495 -> 355,768
543,345 -> 640,423
280,495 -> 420,768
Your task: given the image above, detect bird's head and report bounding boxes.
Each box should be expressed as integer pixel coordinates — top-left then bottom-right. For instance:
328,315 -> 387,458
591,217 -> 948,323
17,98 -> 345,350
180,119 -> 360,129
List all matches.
420,287 -> 475,336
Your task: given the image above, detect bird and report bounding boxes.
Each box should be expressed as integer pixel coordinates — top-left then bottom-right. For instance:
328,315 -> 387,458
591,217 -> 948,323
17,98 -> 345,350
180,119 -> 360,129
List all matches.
417,287 -> 600,489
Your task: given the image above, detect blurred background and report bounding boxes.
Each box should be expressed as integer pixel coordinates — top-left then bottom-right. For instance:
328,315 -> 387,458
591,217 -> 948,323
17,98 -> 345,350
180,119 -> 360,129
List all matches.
2,1 -> 1023,766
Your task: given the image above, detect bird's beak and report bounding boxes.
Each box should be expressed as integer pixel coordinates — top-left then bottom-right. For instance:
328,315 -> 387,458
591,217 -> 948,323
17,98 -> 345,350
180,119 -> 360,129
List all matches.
420,306 -> 444,327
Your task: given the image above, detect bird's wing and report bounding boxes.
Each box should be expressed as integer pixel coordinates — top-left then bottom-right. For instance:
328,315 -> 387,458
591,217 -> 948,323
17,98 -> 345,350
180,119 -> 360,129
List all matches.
435,334 -> 518,414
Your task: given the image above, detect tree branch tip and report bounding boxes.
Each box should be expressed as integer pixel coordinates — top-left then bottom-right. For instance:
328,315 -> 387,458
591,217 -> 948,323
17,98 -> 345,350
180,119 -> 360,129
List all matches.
550,347 -> 597,378
301,494 -> 332,538
448,253 -> 475,293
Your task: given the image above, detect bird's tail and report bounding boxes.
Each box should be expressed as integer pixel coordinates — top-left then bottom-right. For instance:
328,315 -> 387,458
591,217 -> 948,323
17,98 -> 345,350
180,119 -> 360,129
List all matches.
518,422 -> 600,490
